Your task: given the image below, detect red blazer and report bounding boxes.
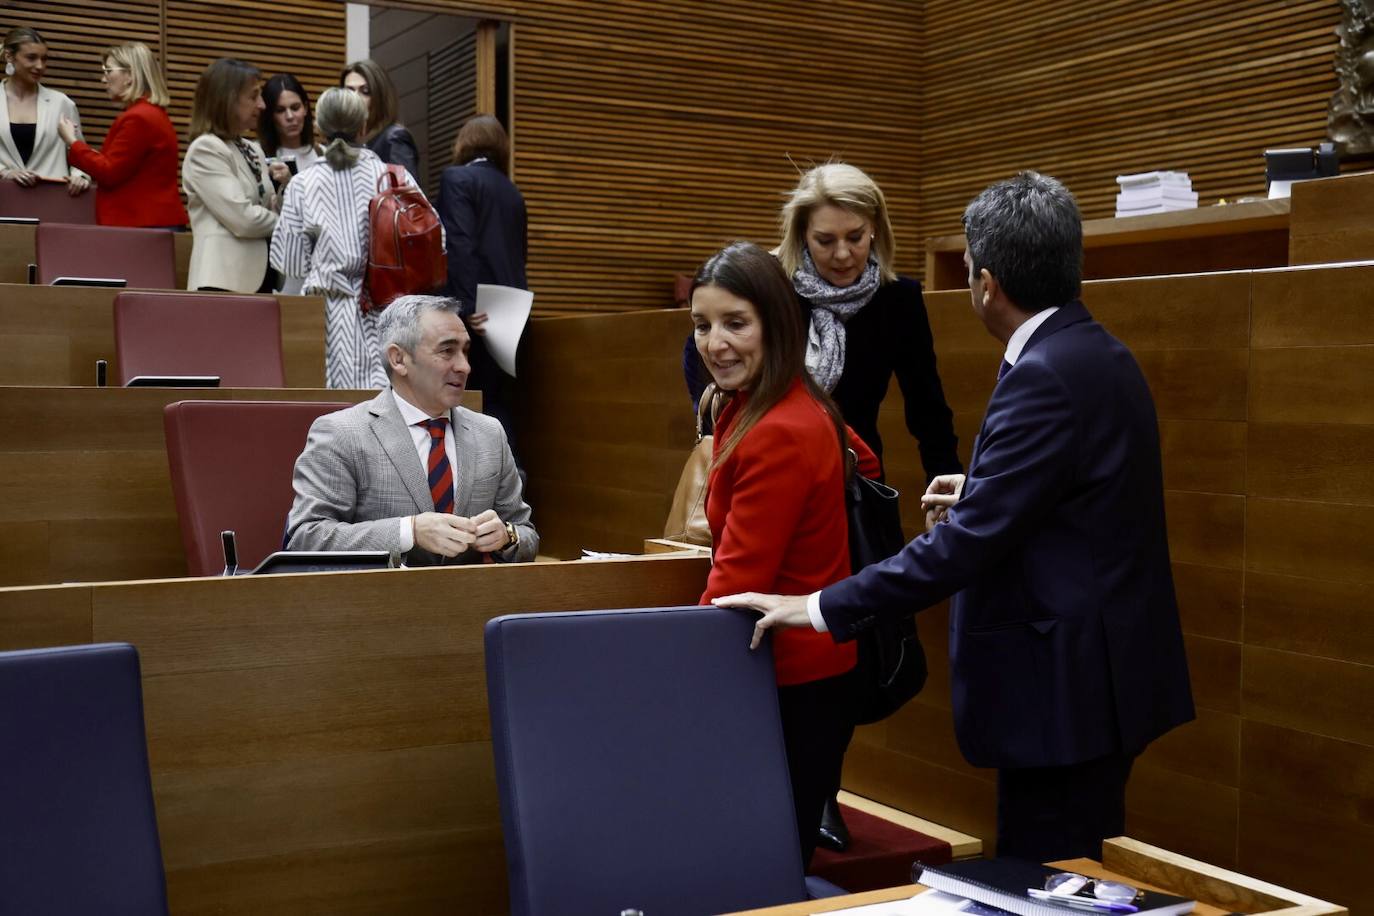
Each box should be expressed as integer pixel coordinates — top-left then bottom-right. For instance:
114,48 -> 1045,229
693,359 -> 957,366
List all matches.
700,377 -> 880,686
67,99 -> 188,228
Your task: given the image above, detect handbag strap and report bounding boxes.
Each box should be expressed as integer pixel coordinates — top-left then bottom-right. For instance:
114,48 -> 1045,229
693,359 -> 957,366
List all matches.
695,383 -> 724,441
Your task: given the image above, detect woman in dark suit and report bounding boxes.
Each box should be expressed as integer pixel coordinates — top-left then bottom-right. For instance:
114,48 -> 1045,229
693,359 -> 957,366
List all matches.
340,59 -> 418,180
777,160 -> 962,850
58,42 -> 187,228
691,241 -> 880,869
778,161 -> 962,481
437,114 -> 528,449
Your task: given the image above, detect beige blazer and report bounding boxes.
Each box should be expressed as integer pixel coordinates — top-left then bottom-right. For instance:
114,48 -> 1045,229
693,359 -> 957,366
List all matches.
0,82 -> 87,181
183,132 -> 278,291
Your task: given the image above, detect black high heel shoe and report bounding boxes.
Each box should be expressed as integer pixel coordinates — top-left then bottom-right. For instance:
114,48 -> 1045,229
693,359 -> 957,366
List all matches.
817,794 -> 850,852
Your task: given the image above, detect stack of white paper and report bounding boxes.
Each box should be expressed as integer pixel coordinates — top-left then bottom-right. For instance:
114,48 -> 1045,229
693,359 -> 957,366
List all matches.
1115,170 -> 1198,217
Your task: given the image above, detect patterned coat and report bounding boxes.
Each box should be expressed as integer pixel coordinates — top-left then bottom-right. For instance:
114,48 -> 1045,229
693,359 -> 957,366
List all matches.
270,148 -> 433,389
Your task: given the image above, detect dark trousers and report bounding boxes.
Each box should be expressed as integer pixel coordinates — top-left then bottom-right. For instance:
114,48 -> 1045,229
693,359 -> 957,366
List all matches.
777,667 -> 857,869
996,751 -> 1136,862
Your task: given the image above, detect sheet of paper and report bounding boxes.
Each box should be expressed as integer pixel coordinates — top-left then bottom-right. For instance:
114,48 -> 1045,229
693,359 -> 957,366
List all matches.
812,890 -> 1000,916
475,283 -> 534,377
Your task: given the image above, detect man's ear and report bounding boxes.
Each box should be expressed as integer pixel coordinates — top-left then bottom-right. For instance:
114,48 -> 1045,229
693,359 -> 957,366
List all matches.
387,344 -> 408,377
978,268 -> 999,309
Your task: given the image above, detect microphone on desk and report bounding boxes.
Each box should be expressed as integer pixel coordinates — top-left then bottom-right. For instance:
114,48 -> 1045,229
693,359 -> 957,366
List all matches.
221,530 -> 238,576
95,359 -> 107,387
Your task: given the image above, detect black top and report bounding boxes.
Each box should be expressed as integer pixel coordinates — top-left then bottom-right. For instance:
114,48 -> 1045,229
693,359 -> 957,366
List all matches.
437,158 -> 529,312
804,276 -> 962,481
367,123 -> 420,182
10,123 -> 36,164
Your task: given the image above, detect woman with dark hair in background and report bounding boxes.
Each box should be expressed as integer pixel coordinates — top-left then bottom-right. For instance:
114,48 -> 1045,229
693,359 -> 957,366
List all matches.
0,26 -> 88,195
57,41 -> 187,228
183,57 -> 278,292
259,73 -> 322,178
272,87 -> 431,389
691,240 -> 880,870
340,58 -> 418,180
438,113 -> 527,447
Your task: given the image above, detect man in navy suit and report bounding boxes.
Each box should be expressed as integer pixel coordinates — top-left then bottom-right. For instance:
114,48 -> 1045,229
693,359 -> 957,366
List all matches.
718,172 -> 1194,861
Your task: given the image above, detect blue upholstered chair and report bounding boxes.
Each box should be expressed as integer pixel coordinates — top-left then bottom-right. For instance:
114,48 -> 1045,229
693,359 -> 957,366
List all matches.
0,642 -> 169,916
485,605 -> 843,916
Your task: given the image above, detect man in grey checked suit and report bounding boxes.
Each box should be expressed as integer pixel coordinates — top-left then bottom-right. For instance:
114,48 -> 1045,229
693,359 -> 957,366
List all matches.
287,295 -> 538,565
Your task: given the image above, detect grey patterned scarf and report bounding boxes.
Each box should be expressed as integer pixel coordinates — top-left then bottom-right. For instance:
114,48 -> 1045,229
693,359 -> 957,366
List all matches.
792,249 -> 881,392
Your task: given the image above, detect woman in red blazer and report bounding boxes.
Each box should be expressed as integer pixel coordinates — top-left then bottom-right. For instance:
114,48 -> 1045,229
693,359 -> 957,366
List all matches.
691,241 -> 880,868
57,42 -> 187,228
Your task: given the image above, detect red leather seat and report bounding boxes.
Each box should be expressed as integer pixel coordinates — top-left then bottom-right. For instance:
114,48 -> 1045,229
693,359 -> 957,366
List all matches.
0,181 -> 96,223
114,292 -> 286,387
35,222 -> 175,287
164,400 -> 351,576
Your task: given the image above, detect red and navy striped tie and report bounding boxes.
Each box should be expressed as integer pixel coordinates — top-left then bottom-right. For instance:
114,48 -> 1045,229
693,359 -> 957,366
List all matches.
421,418 -> 454,514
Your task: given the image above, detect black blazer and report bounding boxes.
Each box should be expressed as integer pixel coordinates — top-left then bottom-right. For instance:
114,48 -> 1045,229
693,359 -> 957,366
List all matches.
437,158 -> 529,311
367,124 -> 420,181
803,277 -> 962,481
820,301 -> 1194,769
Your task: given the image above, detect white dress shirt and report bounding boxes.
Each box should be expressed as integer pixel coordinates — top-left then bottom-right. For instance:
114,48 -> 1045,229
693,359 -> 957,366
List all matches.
804,306 -> 1062,633
391,389 -> 458,552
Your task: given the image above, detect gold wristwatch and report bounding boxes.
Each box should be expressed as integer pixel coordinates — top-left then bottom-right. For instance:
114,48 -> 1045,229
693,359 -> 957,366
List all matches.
504,521 -> 519,551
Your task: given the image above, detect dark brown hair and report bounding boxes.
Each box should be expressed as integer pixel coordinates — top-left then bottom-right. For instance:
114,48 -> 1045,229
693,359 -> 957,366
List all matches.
452,113 -> 510,172
189,58 -> 260,141
339,58 -> 399,142
689,241 -> 846,470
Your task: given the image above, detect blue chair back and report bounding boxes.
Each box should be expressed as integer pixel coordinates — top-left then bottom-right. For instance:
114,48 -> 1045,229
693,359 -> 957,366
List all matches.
0,643 -> 169,915
485,605 -> 807,916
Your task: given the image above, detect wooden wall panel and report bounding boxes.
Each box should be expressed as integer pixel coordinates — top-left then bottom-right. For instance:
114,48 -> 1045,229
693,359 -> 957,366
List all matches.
919,1 -> 1339,249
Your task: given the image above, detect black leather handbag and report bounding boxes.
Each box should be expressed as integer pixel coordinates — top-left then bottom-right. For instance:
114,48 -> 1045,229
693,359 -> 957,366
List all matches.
844,450 -> 928,725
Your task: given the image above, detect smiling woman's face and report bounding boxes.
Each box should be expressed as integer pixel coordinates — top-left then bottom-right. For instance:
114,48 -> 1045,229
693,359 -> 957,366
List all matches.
691,284 -> 764,392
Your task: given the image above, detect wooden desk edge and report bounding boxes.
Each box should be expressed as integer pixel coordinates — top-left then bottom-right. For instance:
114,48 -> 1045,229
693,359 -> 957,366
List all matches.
836,790 -> 981,859
725,884 -> 924,915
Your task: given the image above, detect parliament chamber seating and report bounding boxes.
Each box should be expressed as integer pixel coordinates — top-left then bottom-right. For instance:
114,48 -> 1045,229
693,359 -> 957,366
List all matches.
164,399 -> 352,576
0,179 -> 97,223
34,222 -> 177,288
115,292 -> 287,387
0,642 -> 169,916
486,605 -> 843,916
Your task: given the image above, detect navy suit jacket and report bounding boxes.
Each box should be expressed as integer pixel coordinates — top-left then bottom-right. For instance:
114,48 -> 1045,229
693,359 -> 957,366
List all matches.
820,300 -> 1194,769
438,159 -> 528,312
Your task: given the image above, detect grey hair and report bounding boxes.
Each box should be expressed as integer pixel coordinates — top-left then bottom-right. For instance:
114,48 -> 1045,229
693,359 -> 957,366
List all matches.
315,87 -> 368,170
377,295 -> 464,377
962,171 -> 1083,313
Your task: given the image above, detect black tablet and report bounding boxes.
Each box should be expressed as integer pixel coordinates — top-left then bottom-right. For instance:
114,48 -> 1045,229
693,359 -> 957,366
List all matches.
51,276 -> 127,287
124,375 -> 221,387
248,551 -> 394,575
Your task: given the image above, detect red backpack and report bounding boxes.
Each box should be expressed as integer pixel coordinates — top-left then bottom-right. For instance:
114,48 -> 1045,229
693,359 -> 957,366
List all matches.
363,165 -> 446,312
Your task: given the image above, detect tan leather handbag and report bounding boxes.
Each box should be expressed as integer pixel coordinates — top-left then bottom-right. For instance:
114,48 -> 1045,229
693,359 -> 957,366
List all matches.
663,385 -> 723,546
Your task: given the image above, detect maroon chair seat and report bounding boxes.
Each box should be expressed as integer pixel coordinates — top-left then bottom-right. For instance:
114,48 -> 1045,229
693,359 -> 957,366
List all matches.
114,292 -> 286,387
164,400 -> 351,576
0,180 -> 96,223
36,222 -> 175,287
808,803 -> 953,892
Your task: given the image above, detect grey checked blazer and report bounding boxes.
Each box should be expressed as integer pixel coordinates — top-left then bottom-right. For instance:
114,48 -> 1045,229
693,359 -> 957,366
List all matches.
286,389 -> 538,565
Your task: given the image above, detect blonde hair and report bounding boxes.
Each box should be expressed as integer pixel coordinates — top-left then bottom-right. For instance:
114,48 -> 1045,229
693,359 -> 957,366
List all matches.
777,162 -> 897,283
104,42 -> 169,108
314,87 -> 367,170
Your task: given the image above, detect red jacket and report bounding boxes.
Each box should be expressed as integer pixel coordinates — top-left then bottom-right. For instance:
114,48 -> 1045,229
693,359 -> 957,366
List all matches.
67,99 -> 188,228
700,377 -> 881,686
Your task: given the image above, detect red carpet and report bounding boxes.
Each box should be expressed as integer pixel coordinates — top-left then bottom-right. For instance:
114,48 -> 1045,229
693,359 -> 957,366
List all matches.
809,804 -> 953,892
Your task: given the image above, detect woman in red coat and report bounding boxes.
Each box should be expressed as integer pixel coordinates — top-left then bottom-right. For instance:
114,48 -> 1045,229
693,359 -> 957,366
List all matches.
691,241 -> 880,868
56,42 -> 188,228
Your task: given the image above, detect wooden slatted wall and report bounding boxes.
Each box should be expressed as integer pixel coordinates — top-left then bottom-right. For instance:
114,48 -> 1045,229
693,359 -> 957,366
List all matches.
918,0 -> 1340,243
509,0 -> 925,315
5,1 -> 345,151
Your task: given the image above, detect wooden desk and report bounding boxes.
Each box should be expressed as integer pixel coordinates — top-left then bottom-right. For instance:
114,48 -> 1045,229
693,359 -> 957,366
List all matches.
0,283 -> 326,388
725,838 -> 1346,915
0,553 -> 712,916
0,385 -> 395,585
924,198 -> 1291,290
0,222 -> 193,287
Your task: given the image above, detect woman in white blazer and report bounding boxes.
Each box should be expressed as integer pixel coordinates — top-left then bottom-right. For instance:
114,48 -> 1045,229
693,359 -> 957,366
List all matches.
0,27 -> 89,194
183,58 -> 281,292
